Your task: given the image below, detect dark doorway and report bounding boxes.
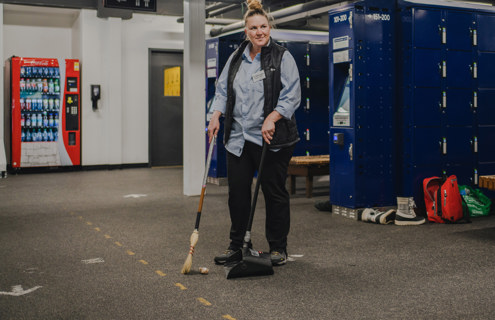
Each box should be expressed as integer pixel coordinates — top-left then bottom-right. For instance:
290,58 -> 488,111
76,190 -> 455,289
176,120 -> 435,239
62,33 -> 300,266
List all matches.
149,50 -> 183,166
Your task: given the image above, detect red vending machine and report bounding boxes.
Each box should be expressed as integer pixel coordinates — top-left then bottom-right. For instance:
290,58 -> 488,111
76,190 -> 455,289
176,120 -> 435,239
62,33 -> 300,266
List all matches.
4,57 -> 81,169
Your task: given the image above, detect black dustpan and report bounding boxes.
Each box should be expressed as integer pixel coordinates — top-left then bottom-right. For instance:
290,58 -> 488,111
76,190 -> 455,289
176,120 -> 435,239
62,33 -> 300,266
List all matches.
225,143 -> 274,279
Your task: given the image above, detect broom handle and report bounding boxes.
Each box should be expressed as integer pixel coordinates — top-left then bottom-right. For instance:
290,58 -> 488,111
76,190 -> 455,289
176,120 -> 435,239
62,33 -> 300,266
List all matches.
194,136 -> 216,230
244,142 -> 268,245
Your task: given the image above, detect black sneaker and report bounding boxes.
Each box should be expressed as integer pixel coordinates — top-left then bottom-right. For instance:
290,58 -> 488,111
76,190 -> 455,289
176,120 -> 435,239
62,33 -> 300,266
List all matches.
214,249 -> 240,265
270,250 -> 287,266
314,200 -> 332,212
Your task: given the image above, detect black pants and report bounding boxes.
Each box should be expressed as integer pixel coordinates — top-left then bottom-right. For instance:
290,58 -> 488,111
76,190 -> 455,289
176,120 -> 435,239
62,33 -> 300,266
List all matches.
227,141 -> 294,252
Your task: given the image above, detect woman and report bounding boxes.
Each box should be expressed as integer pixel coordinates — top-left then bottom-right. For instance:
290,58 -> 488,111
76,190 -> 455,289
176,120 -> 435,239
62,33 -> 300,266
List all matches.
207,0 -> 301,266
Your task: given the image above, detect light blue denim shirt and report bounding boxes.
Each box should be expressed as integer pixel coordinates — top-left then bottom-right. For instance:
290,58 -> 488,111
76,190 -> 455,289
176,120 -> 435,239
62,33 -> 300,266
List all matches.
211,43 -> 301,157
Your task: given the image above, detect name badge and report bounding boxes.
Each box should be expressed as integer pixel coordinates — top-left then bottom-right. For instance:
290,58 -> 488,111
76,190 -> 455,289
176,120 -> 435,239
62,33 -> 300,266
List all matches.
252,70 -> 266,82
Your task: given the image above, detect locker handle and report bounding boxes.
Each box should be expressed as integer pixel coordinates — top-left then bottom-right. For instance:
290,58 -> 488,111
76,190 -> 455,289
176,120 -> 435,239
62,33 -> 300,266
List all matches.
470,63 -> 478,79
471,29 -> 478,46
471,137 -> 478,153
471,91 -> 478,110
439,61 -> 447,78
440,138 -> 447,155
349,143 -> 353,161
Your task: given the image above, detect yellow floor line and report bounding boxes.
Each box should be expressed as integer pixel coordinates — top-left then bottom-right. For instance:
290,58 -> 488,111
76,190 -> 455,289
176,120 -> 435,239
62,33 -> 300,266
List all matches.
175,283 -> 187,290
155,270 -> 166,277
197,297 -> 212,306
71,214 -> 236,317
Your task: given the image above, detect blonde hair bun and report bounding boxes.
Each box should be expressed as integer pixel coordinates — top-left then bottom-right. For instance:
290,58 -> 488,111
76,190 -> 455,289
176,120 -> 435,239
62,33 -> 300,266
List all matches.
247,0 -> 263,11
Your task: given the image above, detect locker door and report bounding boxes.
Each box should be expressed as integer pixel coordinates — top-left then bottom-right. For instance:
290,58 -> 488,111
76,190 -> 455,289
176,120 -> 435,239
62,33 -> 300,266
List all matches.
478,52 -> 495,88
411,127 -> 443,166
477,14 -> 495,52
413,8 -> 442,49
412,88 -> 442,127
330,128 -> 356,208
478,126 -> 495,163
446,126 -> 473,165
445,163 -> 473,186
446,50 -> 473,88
446,89 -> 474,126
413,49 -> 442,87
446,11 -> 475,51
478,89 -> 495,126
310,42 -> 328,72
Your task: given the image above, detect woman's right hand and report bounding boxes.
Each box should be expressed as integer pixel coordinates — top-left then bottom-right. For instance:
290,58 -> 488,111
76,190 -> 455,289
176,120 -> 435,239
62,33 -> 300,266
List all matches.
207,111 -> 222,143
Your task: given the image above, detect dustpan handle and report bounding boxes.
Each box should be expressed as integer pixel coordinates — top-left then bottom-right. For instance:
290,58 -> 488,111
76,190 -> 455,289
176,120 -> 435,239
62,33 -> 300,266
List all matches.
244,142 -> 268,244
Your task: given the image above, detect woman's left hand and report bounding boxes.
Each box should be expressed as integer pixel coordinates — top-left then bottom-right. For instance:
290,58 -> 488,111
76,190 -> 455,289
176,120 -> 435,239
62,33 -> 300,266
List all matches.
261,118 -> 275,144
262,111 -> 283,145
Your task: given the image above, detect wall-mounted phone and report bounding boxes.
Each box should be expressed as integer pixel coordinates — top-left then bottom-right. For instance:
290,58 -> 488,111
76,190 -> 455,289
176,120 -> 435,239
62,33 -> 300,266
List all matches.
91,84 -> 101,110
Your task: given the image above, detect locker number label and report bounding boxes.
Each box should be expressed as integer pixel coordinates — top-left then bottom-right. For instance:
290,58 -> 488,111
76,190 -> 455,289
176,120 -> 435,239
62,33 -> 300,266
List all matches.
368,13 -> 391,21
333,14 -> 348,23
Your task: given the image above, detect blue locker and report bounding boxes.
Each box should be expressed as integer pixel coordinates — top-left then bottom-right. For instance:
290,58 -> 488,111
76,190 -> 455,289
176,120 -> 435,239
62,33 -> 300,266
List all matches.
412,8 -> 442,49
478,126 -> 495,163
445,163 -> 475,186
310,42 -> 329,73
446,126 -> 474,165
410,88 -> 443,127
398,0 -> 495,199
413,49 -> 442,87
478,52 -> 495,88
408,127 -> 443,166
329,0 -> 396,209
446,50 -> 474,88
446,11 -> 475,51
478,89 -> 495,126
446,89 -> 474,126
330,128 -> 356,208
477,14 -> 495,52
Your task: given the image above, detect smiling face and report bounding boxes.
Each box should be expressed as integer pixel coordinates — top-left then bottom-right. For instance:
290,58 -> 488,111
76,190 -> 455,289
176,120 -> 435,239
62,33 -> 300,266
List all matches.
244,14 -> 271,51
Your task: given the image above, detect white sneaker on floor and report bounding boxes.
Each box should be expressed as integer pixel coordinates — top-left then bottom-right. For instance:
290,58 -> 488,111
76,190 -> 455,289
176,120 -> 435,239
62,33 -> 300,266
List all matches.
361,208 -> 396,224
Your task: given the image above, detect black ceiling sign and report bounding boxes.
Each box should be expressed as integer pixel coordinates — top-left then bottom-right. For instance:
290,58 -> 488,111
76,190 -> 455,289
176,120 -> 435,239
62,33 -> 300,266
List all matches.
104,0 -> 156,12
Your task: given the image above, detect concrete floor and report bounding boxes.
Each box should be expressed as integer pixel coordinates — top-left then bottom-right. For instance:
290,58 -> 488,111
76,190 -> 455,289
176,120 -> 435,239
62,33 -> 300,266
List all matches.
1,167 -> 495,320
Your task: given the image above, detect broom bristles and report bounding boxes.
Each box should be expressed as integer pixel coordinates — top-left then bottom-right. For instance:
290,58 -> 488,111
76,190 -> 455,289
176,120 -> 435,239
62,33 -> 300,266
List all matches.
181,230 -> 199,274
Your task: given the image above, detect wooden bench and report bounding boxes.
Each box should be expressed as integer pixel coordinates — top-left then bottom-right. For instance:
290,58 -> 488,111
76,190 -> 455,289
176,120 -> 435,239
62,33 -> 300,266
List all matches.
287,155 -> 329,198
479,175 -> 495,191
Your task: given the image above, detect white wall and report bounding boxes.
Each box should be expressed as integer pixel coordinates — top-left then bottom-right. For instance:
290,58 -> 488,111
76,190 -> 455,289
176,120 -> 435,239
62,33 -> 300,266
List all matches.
3,24 -> 72,60
121,14 -> 184,164
1,6 -> 189,166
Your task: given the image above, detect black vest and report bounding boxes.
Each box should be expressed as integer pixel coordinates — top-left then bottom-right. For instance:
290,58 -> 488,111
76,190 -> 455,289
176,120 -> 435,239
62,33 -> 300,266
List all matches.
223,39 -> 300,149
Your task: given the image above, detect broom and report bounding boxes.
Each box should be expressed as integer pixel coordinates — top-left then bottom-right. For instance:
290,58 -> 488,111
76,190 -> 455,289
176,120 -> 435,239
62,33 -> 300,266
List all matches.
181,136 -> 216,274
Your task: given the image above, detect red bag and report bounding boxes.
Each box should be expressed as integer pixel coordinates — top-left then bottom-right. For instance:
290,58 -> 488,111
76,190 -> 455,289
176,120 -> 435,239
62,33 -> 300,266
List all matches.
423,175 -> 464,223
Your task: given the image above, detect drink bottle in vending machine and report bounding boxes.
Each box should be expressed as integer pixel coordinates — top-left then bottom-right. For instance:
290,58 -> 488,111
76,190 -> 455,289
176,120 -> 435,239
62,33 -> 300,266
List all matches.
3,57 -> 81,170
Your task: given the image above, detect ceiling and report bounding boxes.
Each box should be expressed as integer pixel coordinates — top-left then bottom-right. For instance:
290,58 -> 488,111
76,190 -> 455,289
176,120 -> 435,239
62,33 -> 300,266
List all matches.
2,0 -> 495,34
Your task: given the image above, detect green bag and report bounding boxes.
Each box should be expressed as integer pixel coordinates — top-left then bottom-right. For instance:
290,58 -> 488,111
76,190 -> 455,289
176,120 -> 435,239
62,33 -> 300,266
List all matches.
459,185 -> 492,217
